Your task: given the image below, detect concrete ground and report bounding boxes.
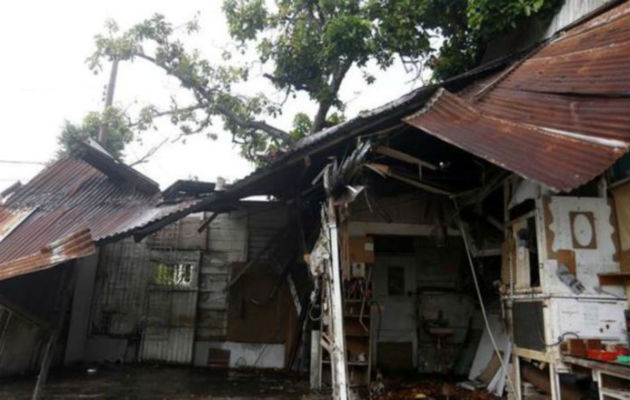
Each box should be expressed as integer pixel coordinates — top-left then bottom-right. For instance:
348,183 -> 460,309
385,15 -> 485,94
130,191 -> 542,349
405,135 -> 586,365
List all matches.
0,365 -> 314,400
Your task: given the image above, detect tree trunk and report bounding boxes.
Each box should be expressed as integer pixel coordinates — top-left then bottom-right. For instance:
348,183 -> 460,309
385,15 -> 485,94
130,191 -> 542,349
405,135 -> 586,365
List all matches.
312,101 -> 333,133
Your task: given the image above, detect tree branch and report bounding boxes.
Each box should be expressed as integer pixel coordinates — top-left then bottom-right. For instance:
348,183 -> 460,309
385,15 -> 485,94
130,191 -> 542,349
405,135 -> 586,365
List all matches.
128,137 -> 169,166
128,103 -> 208,128
135,52 -> 295,146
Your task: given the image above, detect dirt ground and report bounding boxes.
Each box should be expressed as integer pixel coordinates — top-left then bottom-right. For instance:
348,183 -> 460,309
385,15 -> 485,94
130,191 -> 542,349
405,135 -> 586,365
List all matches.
0,365 -> 502,400
0,365 -> 314,400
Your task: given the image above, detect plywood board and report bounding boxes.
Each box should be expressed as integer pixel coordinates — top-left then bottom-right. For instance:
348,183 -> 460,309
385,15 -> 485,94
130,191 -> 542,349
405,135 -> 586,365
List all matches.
556,249 -> 576,275
226,264 -> 295,344
611,182 -> 630,262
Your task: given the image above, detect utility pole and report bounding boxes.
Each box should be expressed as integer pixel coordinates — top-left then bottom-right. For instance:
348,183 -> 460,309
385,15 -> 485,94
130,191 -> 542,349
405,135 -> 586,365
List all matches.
98,58 -> 119,145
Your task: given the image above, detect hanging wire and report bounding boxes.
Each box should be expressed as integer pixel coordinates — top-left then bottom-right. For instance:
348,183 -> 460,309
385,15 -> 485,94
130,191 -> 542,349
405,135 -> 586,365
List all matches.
453,198 -> 517,396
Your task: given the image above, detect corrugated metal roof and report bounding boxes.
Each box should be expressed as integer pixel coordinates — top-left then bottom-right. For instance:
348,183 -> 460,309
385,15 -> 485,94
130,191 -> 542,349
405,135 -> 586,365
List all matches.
0,148 -> 203,280
0,228 -> 94,281
405,89 -> 626,192
123,1 -> 630,236
405,1 -> 630,192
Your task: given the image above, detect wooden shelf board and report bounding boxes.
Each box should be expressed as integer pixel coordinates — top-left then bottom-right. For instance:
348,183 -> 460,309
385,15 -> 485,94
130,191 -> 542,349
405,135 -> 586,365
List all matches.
322,360 -> 368,366
598,272 -> 630,286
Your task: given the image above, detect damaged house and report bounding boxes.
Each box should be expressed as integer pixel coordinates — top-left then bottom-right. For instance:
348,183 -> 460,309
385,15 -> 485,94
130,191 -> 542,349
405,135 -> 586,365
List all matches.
0,141 -> 308,398
0,1 -> 629,400
130,1 -> 627,398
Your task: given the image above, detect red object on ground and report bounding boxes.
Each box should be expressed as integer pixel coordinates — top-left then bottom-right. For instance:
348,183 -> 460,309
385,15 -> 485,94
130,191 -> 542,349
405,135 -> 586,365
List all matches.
587,349 -> 618,361
613,345 -> 629,356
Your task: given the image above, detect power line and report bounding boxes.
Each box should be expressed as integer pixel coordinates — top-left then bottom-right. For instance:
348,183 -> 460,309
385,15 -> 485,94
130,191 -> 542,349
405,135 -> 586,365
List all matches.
0,160 -> 46,165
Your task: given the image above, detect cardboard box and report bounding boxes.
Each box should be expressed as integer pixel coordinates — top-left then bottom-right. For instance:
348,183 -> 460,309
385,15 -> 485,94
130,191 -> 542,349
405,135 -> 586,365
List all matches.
349,236 -> 374,263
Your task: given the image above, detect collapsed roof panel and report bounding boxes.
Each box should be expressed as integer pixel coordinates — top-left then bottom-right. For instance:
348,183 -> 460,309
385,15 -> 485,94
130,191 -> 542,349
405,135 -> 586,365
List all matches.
404,89 -> 625,193
0,143 -> 203,281
405,1 -> 629,192
477,88 -> 630,143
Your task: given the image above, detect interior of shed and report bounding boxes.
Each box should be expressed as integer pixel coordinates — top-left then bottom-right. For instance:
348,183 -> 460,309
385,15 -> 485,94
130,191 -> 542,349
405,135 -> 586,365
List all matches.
299,124 -> 629,399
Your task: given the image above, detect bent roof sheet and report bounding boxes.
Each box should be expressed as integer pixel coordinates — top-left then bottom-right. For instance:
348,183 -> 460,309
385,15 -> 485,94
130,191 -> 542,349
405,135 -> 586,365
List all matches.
0,149 -> 202,280
405,1 -> 630,192
405,89 -> 626,192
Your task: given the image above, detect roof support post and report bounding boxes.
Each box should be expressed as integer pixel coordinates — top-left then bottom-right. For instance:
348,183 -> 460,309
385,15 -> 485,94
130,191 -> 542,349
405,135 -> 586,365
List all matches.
31,267 -> 74,400
325,197 -> 349,400
31,327 -> 60,400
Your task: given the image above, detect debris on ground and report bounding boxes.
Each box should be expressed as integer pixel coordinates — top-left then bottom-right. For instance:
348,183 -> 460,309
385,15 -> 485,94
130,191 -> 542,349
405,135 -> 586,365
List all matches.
370,378 -> 498,400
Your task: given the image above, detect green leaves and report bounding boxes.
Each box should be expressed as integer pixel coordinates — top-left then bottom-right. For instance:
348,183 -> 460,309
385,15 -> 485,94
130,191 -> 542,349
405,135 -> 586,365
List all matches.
466,0 -> 563,40
223,0 -> 268,42
427,0 -> 562,80
74,0 -> 563,166
57,107 -> 133,160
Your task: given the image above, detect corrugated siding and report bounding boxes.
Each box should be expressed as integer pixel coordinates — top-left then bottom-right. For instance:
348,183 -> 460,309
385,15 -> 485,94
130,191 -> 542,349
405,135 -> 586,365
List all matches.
140,289 -> 198,364
208,211 -> 248,262
141,327 -> 196,364
544,0 -> 611,38
247,203 -> 289,265
197,253 -> 230,340
91,239 -> 154,336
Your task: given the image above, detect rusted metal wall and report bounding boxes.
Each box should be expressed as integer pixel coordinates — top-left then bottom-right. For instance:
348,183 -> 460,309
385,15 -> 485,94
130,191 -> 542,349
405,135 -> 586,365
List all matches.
91,239 -> 154,336
88,203 -> 293,367
140,285 -> 199,364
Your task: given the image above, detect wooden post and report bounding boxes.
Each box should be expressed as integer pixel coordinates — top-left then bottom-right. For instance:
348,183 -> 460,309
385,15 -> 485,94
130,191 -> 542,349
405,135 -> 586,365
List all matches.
31,267 -> 74,400
31,328 -> 60,400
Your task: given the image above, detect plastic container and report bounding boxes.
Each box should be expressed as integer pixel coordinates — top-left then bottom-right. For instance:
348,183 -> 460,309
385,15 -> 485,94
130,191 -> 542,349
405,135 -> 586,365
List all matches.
587,349 -> 618,361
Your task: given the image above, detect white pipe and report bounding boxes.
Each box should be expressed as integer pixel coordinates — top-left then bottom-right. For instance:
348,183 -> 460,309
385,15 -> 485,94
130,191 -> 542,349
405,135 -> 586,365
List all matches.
327,214 -> 349,400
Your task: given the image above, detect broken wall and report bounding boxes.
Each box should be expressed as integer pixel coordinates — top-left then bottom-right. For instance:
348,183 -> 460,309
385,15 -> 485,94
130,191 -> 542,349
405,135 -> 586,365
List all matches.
82,202 -> 297,370
0,263 -> 73,377
347,192 -> 482,374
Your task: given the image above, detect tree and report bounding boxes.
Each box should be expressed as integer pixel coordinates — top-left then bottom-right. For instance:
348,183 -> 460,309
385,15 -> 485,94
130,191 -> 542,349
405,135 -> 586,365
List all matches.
429,0 -> 563,80
63,0 -> 561,164
82,2 -> 436,163
57,108 -> 133,160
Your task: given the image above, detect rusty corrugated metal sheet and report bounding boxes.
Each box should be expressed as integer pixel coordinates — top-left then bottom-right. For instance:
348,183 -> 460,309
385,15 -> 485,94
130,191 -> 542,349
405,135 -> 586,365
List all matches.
499,42 -> 630,95
0,154 -> 203,281
0,228 -> 94,281
0,208 -> 34,242
498,2 -> 630,96
405,2 -> 629,192
477,88 -> 630,142
404,89 -> 627,192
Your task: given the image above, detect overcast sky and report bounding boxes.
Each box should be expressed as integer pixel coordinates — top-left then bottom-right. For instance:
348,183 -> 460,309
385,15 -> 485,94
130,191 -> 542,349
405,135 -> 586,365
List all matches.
0,1 -> 428,192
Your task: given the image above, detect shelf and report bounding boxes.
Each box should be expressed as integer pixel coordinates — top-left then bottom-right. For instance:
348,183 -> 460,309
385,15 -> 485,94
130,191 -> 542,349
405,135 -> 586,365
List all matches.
600,387 -> 630,400
346,332 -> 369,337
322,360 -> 368,367
598,272 -> 630,286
